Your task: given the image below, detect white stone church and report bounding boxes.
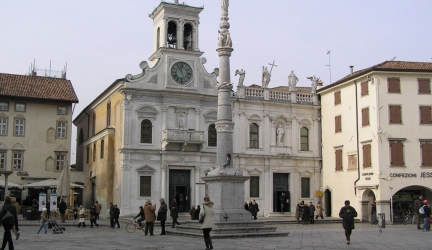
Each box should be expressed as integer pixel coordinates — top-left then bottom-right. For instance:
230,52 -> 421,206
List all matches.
73,1 -> 321,217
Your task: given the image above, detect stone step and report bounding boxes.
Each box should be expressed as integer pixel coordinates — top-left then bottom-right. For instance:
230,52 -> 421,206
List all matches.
173,225 -> 277,234
166,230 -> 289,239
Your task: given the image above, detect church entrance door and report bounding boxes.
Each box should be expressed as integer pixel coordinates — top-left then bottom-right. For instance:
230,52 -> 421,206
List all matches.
169,169 -> 190,213
273,173 -> 290,212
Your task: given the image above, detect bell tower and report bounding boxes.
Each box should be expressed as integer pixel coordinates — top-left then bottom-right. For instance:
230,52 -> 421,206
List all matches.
149,1 -> 203,62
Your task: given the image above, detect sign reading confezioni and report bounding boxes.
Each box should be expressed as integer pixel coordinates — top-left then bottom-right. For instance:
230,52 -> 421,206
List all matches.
389,172 -> 432,178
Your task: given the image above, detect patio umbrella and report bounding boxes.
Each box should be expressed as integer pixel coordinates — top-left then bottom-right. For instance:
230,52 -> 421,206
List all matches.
56,165 -> 71,199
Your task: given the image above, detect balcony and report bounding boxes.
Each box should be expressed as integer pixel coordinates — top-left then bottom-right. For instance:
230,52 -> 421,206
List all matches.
161,129 -> 205,151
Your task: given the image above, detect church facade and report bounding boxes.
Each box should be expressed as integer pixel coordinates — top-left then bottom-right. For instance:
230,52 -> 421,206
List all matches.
73,1 -> 321,217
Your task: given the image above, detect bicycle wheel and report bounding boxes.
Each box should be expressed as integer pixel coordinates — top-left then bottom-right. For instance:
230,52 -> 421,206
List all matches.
125,223 -> 136,233
404,217 -> 408,225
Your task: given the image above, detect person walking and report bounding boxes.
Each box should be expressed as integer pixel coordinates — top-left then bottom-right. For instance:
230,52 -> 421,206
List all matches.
112,205 -> 120,228
370,202 -> 377,225
252,200 -> 259,220
414,195 -> 423,230
143,200 -> 156,236
300,201 -> 305,221
58,199 -> 67,223
200,196 -> 214,250
295,203 -> 301,223
189,205 -> 196,220
420,200 -> 431,232
194,205 -> 201,220
135,206 -> 145,229
94,201 -> 102,220
36,208 -> 49,234
315,201 -> 324,220
10,196 -> 20,240
309,202 -> 316,224
170,199 -> 180,228
302,204 -> 310,225
248,201 -> 256,220
109,202 -> 115,228
279,192 -> 286,213
157,198 -> 168,235
339,200 -> 358,245
77,205 -> 86,227
0,195 -> 19,250
89,205 -> 99,228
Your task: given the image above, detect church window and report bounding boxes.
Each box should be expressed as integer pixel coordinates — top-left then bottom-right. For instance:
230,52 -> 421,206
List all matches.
249,123 -> 259,148
300,127 -> 309,151
167,21 -> 177,48
106,102 -> 111,126
141,119 -> 152,143
249,176 -> 260,198
208,124 -> 217,147
301,178 -> 310,198
100,140 -> 104,159
140,176 -> 151,197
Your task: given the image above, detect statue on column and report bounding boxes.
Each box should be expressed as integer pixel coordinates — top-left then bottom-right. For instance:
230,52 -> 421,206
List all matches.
235,69 -> 246,86
221,0 -> 229,13
262,66 -> 271,88
307,75 -> 320,94
288,70 -> 298,92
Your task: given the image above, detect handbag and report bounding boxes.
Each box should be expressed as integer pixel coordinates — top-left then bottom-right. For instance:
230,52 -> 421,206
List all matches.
0,211 -> 14,224
198,206 -> 205,223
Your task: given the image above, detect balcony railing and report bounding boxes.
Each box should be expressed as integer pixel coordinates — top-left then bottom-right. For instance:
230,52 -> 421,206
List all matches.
162,129 -> 204,143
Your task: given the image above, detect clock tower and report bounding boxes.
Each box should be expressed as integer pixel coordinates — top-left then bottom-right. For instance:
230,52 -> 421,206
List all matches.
148,1 -> 213,91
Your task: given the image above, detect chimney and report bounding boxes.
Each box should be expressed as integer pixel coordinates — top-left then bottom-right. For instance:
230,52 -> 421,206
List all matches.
349,66 -> 354,75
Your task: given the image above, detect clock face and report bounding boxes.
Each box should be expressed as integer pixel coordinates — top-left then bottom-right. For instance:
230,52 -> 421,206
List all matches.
170,62 -> 193,85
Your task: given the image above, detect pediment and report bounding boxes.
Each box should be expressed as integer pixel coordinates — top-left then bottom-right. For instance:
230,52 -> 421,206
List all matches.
0,142 -> 8,150
299,169 -> 314,176
11,143 -> 24,150
14,114 -> 25,119
136,165 -> 156,175
136,106 -> 158,119
204,111 -> 217,122
248,114 -> 262,121
247,168 -> 263,176
0,113 -> 7,118
299,118 -> 311,125
54,144 -> 68,153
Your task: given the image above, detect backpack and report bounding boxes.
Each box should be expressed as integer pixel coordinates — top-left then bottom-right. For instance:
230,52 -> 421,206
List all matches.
419,205 -> 425,215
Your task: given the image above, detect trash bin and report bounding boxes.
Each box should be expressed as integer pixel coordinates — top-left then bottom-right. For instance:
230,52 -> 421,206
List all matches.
378,213 -> 385,228
26,210 -> 32,220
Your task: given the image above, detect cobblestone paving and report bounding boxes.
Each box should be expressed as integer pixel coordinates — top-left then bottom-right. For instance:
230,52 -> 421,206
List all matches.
6,218 -> 430,250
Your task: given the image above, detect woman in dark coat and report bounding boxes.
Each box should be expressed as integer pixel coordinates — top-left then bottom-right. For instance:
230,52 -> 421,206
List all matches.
302,204 -> 310,225
0,196 -> 19,250
158,198 -> 168,235
248,201 -> 256,220
89,205 -> 99,228
339,200 -> 358,245
194,205 -> 201,220
244,202 -> 249,211
170,199 -> 180,228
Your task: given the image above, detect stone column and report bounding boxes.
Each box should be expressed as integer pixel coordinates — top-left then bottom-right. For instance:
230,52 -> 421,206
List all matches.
195,108 -> 200,130
161,165 -> 167,200
162,18 -> 168,48
122,93 -> 133,147
194,22 -> 199,51
178,19 -> 184,49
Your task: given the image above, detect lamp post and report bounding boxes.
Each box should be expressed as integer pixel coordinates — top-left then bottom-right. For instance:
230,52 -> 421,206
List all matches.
0,170 -> 13,200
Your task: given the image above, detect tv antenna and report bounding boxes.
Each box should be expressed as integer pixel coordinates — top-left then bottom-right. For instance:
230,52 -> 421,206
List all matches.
390,56 -> 397,61
325,50 -> 332,84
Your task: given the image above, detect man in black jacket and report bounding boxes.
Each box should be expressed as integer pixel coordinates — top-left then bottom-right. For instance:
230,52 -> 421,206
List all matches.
339,200 -> 357,245
0,196 -> 19,250
414,195 -> 423,230
58,199 -> 67,223
158,198 -> 168,235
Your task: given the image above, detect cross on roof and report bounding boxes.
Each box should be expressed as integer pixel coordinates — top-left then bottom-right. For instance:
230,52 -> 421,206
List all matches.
268,60 -> 278,75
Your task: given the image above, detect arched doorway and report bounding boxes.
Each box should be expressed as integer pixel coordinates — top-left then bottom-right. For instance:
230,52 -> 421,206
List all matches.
391,185 -> 432,224
324,189 -> 331,217
361,189 -> 376,222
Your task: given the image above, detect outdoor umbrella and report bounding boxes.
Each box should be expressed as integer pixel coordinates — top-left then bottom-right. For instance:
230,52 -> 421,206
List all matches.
56,166 -> 71,199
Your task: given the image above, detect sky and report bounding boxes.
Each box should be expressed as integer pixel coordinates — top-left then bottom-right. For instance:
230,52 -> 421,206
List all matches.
1,0 -> 431,162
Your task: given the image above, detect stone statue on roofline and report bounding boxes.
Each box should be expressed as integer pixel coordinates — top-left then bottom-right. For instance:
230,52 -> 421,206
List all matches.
288,70 -> 298,92
307,75 -> 320,94
262,66 -> 271,88
235,69 -> 245,86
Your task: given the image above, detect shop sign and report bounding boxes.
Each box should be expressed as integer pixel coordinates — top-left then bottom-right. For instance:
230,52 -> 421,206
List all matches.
389,173 -> 417,178
362,172 -> 373,176
420,172 -> 432,178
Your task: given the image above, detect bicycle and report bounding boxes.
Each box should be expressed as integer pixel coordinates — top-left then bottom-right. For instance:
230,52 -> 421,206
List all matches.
125,218 -> 143,233
404,211 -> 417,225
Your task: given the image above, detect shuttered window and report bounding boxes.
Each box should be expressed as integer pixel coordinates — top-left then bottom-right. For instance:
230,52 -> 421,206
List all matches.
362,108 -> 370,126
421,142 -> 432,166
334,91 -> 341,105
362,144 -> 371,168
388,78 -> 400,93
361,81 -> 368,96
420,106 -> 432,124
335,115 -> 342,133
418,79 -> 431,94
335,149 -> 343,171
389,105 -> 402,124
390,140 -> 404,166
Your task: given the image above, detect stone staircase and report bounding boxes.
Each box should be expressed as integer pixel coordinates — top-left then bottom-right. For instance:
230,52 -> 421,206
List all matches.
166,220 -> 289,239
